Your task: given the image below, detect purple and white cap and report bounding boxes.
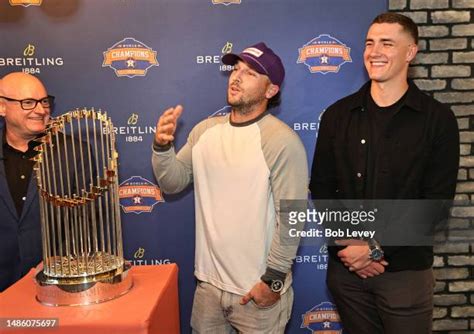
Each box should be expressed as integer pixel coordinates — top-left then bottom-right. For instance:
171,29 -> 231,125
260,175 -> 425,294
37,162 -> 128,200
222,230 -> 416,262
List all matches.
222,42 -> 285,87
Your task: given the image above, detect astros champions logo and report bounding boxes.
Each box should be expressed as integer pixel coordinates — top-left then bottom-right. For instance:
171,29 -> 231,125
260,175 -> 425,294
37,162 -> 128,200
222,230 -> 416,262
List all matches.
212,0 -> 241,5
297,34 -> 352,74
119,176 -> 164,214
9,0 -> 42,6
301,302 -> 343,333
103,38 -> 158,78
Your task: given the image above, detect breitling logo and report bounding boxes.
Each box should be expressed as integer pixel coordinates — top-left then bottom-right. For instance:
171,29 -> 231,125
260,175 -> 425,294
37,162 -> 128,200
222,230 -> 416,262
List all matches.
222,41 -> 233,54
134,247 -> 145,259
23,44 -> 35,57
106,113 -> 155,144
196,41 -> 234,72
127,113 -> 139,125
129,247 -> 171,266
0,44 -> 64,75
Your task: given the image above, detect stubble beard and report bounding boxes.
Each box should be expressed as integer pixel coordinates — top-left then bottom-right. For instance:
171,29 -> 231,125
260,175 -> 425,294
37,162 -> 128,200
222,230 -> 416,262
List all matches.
227,93 -> 265,116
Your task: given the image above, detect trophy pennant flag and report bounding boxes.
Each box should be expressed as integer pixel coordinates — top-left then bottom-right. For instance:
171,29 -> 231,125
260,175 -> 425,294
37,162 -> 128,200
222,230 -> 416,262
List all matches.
33,108 -> 132,306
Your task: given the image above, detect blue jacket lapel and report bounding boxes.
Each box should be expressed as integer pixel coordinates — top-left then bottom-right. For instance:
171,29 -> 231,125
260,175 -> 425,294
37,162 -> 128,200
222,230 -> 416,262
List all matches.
0,129 -> 20,220
19,175 -> 38,222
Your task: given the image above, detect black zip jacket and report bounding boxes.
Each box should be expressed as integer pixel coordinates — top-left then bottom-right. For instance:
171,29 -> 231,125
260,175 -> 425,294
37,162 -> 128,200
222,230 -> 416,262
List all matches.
310,80 -> 460,271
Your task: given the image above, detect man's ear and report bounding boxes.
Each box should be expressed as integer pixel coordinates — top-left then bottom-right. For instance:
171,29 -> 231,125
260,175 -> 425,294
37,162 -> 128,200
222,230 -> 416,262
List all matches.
265,84 -> 280,99
407,43 -> 418,63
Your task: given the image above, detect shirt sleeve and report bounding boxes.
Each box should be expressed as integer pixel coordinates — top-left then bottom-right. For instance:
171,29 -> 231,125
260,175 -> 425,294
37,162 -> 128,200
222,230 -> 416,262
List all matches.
261,121 -> 309,278
151,138 -> 194,194
151,117 -> 220,194
422,103 -> 460,200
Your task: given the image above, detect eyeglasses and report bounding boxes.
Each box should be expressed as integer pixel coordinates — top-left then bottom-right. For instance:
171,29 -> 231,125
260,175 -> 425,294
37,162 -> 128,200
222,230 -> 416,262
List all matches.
0,95 -> 55,111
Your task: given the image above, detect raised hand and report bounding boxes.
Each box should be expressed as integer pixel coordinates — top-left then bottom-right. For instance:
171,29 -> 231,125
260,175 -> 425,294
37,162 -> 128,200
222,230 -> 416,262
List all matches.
154,105 -> 183,146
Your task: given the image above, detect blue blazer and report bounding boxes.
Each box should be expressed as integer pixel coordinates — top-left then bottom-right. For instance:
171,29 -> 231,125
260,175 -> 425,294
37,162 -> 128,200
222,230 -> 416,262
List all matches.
0,128 -> 42,291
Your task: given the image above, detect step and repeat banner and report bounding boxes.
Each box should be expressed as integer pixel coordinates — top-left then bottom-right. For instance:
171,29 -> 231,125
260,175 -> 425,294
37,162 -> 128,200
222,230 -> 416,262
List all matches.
0,0 -> 387,332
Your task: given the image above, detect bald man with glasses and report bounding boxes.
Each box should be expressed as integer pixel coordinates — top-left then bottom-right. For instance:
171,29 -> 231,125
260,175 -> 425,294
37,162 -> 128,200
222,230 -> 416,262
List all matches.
0,72 -> 53,291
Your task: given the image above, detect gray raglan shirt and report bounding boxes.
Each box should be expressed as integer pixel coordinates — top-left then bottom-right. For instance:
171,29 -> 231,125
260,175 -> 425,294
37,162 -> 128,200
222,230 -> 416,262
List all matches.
152,112 -> 308,295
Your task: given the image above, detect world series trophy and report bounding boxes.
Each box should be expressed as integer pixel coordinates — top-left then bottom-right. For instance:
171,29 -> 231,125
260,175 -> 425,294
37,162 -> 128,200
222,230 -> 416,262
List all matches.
32,108 -> 132,306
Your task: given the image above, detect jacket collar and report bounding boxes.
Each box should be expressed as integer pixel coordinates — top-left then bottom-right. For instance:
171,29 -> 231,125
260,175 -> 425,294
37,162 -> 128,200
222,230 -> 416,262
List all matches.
0,128 -> 19,220
1,126 -> 44,159
349,80 -> 424,112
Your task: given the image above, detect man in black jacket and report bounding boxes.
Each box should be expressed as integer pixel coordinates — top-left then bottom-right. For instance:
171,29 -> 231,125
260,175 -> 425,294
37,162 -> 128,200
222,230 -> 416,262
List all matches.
0,72 -> 53,291
310,13 -> 459,334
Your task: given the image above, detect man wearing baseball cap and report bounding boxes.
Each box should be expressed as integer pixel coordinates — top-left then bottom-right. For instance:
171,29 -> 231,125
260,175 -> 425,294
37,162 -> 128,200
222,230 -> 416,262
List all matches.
152,42 -> 308,332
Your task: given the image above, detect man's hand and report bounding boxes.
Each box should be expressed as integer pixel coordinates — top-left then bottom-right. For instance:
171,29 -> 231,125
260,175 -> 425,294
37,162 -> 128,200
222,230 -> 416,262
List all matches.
355,260 -> 389,279
154,105 -> 183,146
336,239 -> 389,275
240,281 -> 280,308
336,239 -> 372,271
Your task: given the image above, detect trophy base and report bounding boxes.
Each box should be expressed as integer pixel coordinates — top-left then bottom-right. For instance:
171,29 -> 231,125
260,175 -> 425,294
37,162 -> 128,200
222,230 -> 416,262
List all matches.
35,262 -> 133,306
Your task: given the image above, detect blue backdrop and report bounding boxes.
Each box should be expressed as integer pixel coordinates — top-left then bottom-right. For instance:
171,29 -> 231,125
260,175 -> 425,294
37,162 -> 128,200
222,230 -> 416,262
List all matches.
0,0 -> 387,332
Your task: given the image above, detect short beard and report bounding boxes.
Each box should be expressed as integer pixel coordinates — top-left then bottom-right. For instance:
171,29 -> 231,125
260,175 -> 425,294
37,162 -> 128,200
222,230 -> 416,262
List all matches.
227,96 -> 265,116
